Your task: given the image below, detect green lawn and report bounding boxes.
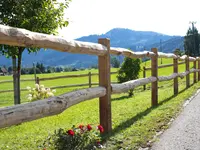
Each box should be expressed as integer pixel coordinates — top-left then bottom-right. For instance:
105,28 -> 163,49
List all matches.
0,68 -> 118,107
0,58 -> 199,149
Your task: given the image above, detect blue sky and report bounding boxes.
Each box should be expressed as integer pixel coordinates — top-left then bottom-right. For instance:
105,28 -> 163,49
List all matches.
59,0 -> 200,39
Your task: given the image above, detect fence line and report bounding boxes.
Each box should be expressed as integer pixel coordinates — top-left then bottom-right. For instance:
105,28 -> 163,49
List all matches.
144,61 -> 185,71
0,71 -> 118,93
1,25 -> 200,133
0,71 -> 118,84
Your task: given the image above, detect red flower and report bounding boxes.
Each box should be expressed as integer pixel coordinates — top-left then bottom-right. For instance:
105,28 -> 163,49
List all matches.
43,148 -> 46,150
98,125 -> 104,133
67,129 -> 75,136
87,124 -> 92,131
96,140 -> 101,145
79,124 -> 84,130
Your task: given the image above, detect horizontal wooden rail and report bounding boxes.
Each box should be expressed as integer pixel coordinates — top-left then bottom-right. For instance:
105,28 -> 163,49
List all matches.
158,73 -> 180,81
110,47 -> 155,58
157,52 -> 177,59
0,88 -> 27,94
1,24 -> 200,63
111,77 -> 157,94
179,55 -> 197,61
158,69 -> 200,82
0,25 -> 108,56
0,72 -> 118,84
0,78 -> 35,84
0,24 -> 155,58
0,86 -> 106,128
39,74 -> 89,81
112,68 -> 200,94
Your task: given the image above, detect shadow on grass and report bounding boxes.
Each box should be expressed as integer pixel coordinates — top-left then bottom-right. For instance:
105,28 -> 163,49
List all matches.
103,86 -> 189,141
112,96 -> 130,101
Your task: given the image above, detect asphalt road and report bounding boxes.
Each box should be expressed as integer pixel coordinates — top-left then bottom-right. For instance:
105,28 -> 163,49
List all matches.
151,90 -> 200,150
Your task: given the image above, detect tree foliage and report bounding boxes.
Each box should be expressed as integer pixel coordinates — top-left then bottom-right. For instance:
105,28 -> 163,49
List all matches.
111,56 -> 120,68
184,25 -> 200,56
117,57 -> 141,97
0,0 -> 71,104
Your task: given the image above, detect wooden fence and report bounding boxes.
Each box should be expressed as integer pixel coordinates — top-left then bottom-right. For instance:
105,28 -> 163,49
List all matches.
0,71 -> 118,93
0,25 -> 200,133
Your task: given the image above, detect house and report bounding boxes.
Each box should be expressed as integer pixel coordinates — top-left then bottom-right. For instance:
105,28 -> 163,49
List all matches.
0,67 -> 8,76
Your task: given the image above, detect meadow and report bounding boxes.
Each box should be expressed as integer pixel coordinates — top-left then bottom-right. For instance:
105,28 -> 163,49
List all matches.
0,58 -> 199,149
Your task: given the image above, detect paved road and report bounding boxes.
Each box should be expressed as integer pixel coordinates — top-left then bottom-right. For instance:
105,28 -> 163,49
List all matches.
151,90 -> 200,150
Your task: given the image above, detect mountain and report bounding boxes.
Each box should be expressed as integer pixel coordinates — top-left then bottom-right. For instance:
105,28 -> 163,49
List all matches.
145,36 -> 184,53
77,28 -> 174,49
0,28 -> 184,67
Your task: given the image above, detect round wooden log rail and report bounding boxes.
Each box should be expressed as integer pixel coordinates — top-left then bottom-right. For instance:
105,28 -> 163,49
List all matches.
157,52 -> 177,59
0,72 -> 118,84
0,78 -> 35,84
0,25 -> 107,56
110,47 -> 155,58
0,24 -> 199,62
179,55 -> 197,61
158,69 -> 200,81
158,73 -> 179,81
111,77 -> 157,94
0,24 -> 155,58
0,86 -> 106,128
39,74 -> 88,81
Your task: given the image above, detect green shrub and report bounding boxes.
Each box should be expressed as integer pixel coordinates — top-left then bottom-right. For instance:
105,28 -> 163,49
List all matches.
117,57 -> 141,97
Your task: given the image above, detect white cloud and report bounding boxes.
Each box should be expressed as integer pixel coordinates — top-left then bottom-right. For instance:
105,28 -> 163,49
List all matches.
59,0 -> 200,39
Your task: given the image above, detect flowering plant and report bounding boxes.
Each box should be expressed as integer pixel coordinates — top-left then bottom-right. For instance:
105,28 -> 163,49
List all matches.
26,84 -> 56,101
42,124 -> 104,150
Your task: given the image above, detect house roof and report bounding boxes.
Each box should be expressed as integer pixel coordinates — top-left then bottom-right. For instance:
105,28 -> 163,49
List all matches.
0,67 -> 7,73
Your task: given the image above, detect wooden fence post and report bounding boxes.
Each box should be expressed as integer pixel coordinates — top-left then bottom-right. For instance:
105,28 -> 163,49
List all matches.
143,66 -> 146,90
88,71 -> 92,88
98,38 -> 112,133
193,58 -> 197,83
186,56 -> 190,88
198,58 -> 200,81
173,50 -> 178,95
151,48 -> 158,106
36,77 -> 40,85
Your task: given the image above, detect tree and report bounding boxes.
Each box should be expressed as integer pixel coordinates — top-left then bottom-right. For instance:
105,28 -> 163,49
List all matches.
36,62 -> 46,73
117,57 -> 141,97
184,24 -> 199,56
0,0 -> 71,104
111,56 -> 120,68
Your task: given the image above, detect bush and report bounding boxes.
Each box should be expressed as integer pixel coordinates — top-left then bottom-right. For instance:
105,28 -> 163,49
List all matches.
42,124 -> 104,150
26,84 -> 56,101
117,57 -> 141,97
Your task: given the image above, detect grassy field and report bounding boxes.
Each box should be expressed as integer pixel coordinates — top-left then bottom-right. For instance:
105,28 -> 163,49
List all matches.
0,58 -> 199,149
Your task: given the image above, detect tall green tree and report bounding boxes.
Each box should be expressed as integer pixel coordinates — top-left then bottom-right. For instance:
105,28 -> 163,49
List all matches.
0,0 -> 71,104
184,24 -> 199,56
117,57 -> 141,97
111,56 -> 120,68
